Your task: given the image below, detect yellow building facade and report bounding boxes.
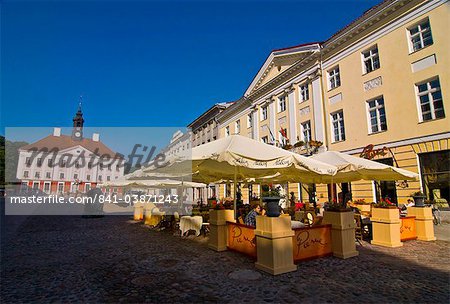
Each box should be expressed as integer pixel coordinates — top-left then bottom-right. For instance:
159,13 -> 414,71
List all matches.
215,0 -> 449,205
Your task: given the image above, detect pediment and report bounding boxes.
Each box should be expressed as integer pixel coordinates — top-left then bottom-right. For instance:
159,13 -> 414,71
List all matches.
245,42 -> 321,96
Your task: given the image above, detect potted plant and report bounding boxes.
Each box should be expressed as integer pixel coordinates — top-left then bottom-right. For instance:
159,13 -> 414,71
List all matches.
293,140 -> 305,148
261,184 -> 283,217
410,191 -> 426,207
371,199 -> 399,222
352,198 -> 371,213
207,196 -> 217,207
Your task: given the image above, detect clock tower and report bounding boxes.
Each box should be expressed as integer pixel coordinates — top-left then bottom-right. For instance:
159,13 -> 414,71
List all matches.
72,100 -> 84,141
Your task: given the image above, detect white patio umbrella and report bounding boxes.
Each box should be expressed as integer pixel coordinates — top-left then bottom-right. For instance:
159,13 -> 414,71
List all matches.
144,135 -> 337,217
149,135 -> 337,183
310,151 -> 418,183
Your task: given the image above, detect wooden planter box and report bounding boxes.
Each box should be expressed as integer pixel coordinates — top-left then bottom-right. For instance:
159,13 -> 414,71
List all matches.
323,210 -> 355,229
209,209 -> 234,225
208,209 -> 235,252
322,211 -> 358,259
371,207 -> 402,248
371,207 -> 399,223
355,204 -> 371,213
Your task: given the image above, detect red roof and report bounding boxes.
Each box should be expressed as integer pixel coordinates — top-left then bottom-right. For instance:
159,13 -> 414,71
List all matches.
20,134 -> 123,159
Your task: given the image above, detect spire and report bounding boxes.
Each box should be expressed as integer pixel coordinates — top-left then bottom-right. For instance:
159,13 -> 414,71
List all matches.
72,96 -> 84,140
77,95 -> 83,113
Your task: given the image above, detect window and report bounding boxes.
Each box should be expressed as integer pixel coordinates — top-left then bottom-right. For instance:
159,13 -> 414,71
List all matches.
35,172 -> 40,178
58,183 -> 64,193
331,111 -> 345,142
328,66 -> 341,90
278,95 -> 287,112
116,165 -> 120,171
75,162 -> 81,169
60,160 -> 67,167
43,182 -> 50,193
247,114 -> 253,128
299,84 -> 309,102
23,171 -> 29,178
59,173 -> 65,179
261,106 -> 268,121
419,150 -> 450,202
409,19 -> 433,52
235,120 -> 241,134
74,174 -> 78,180
37,158 -> 42,167
367,96 -> 387,133
301,121 -> 312,143
107,176 -> 111,181
261,136 -> 269,144
88,162 -> 93,169
225,126 -> 230,137
99,163 -> 104,170
48,159 -> 53,167
416,78 -> 444,121
45,172 -> 51,179
362,46 -> 380,73
25,157 -> 31,166
86,174 -> 91,181
98,175 -> 102,181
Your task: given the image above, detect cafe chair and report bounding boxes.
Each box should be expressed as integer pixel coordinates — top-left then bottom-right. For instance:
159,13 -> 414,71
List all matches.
172,212 -> 181,235
303,211 -> 316,227
354,214 -> 363,246
237,216 -> 245,225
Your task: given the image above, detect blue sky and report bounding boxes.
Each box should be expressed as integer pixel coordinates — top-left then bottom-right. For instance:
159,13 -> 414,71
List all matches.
1,0 -> 381,134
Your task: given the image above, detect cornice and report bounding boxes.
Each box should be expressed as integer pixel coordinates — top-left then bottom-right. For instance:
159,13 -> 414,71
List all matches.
217,97 -> 252,123
247,51 -> 320,101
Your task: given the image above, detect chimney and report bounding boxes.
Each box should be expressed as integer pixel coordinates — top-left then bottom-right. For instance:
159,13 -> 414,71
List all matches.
92,133 -> 100,142
53,128 -> 61,137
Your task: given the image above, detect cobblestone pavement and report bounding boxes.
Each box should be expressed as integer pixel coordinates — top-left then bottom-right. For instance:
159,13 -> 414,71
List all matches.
1,215 -> 449,303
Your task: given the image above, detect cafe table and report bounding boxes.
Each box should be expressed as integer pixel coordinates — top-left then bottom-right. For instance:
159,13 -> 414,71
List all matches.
179,215 -> 203,236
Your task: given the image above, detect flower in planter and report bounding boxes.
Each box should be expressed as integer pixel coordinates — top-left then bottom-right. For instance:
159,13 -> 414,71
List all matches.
373,198 -> 397,209
261,184 -> 284,198
353,198 -> 367,205
324,201 -> 351,212
410,191 -> 425,197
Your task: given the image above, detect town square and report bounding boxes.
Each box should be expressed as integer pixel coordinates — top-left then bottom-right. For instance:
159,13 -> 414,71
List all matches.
1,0 -> 449,303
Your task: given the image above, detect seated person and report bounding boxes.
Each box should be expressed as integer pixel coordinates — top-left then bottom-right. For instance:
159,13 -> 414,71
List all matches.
244,204 -> 262,227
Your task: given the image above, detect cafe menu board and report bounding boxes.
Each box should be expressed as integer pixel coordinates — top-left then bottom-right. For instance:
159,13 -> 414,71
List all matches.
227,222 -> 257,258
400,216 -> 417,241
292,225 -> 332,262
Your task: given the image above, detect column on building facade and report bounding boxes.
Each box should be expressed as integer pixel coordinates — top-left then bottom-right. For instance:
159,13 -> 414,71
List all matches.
287,86 -> 297,143
311,74 -> 325,144
251,106 -> 259,140
268,97 -> 276,144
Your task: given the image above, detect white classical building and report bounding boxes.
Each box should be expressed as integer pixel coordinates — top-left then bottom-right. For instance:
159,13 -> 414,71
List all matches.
16,106 -> 125,194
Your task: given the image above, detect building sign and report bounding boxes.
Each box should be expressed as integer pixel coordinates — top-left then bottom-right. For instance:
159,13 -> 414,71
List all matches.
292,225 -> 332,262
227,222 -> 256,258
400,216 -> 417,241
299,106 -> 310,116
360,144 -> 389,160
364,76 -> 382,91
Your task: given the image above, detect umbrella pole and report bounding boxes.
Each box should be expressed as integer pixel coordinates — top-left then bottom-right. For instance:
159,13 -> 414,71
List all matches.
234,167 -> 237,220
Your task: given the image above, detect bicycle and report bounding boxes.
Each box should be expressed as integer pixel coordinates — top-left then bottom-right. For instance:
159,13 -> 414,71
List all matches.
431,204 -> 442,225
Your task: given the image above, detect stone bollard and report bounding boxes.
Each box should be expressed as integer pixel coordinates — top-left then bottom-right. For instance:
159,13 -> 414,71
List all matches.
133,205 -> 144,221
254,216 -> 297,275
322,211 -> 359,258
208,209 -> 235,251
407,207 -> 436,241
370,207 -> 403,248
